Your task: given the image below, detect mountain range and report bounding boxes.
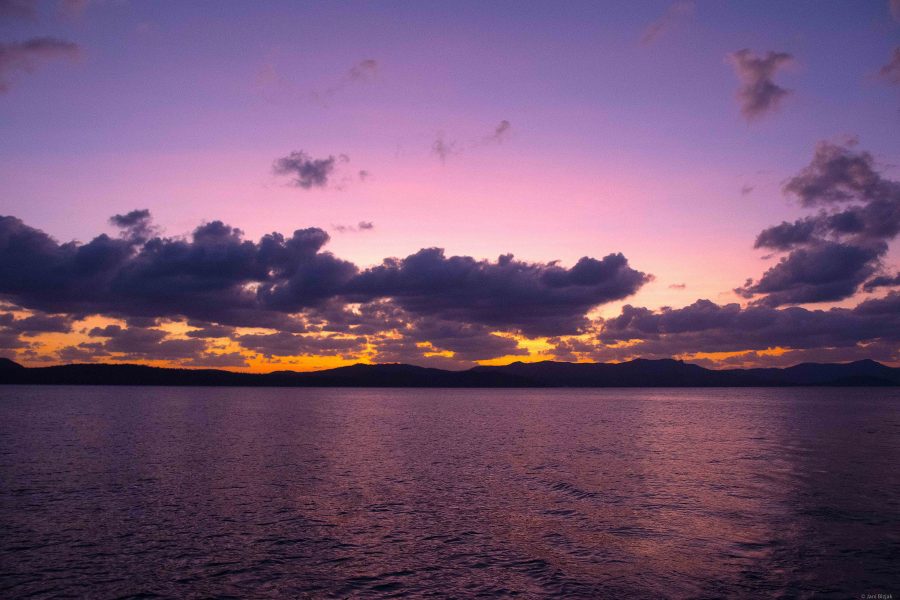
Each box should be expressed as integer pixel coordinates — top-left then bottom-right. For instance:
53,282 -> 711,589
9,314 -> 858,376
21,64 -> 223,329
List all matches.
2,357 -> 899,387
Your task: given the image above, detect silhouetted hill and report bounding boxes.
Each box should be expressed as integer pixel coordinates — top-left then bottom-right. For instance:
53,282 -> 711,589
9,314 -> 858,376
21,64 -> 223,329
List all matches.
0,358 -> 898,387
0,357 -> 25,370
474,359 -> 900,387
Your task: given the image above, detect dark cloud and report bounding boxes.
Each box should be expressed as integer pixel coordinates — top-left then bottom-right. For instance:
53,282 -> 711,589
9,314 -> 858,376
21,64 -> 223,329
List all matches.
590,293 -> 900,364
56,344 -> 106,362
0,329 -> 28,349
641,0 -> 694,45
878,47 -> 900,84
273,151 -> 340,189
863,271 -> 900,292
185,322 -> 237,338
753,218 -> 818,251
668,283 -> 687,290
110,209 -> 156,242
0,312 -> 72,334
0,213 -> 351,328
56,326 -> 248,367
346,248 -> 651,336
0,37 -> 81,92
727,49 -> 793,120
124,315 -> 158,328
738,140 -> 900,306
368,336 -> 477,370
236,331 -> 366,358
87,324 -> 208,360
0,211 -> 651,349
737,242 -> 882,306
782,140 -> 888,208
892,0 -> 900,23
389,318 -> 526,362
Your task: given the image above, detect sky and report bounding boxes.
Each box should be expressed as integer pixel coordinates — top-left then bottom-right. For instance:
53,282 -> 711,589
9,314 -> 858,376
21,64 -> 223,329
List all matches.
1,0 -> 899,371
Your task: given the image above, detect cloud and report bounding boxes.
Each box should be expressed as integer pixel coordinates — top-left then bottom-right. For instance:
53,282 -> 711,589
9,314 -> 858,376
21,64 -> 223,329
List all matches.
185,322 -> 236,338
783,140 -> 888,207
590,293 -> 900,364
345,248 -> 651,336
59,0 -> 89,18
740,185 -> 754,196
110,209 -> 157,242
878,47 -> 900,84
0,212 -> 646,340
87,324 -> 208,360
738,140 -> 900,306
273,151 -> 343,189
311,59 -> 378,104
641,0 -> 694,45
0,309 -> 72,352
0,0 -> 37,20
485,120 -> 512,144
1,312 -> 72,334
403,319 -> 526,361
432,132 -> 458,163
347,59 -> 378,81
0,213 -> 351,328
236,331 -> 366,359
333,221 -> 374,234
737,241 -> 882,306
258,58 -> 379,106
668,283 -> 687,290
727,49 -> 793,120
863,271 -> 900,291
0,37 -> 81,92
432,120 -> 513,162
892,0 -> 900,23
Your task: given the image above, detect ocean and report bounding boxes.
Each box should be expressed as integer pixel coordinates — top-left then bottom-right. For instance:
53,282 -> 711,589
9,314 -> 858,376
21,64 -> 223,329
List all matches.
1,386 -> 898,598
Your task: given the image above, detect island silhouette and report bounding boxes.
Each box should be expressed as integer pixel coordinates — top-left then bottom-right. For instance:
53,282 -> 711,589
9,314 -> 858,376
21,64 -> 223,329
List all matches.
2,357 -> 897,388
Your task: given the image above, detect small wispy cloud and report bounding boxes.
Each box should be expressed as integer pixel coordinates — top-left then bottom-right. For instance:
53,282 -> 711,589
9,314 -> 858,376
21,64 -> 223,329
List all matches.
727,49 -> 793,120
484,119 -> 512,143
0,0 -> 37,20
257,58 -> 379,106
641,1 -> 695,45
432,132 -> 459,163
432,120 -> 513,163
333,221 -> 375,234
878,47 -> 900,84
312,59 -> 378,105
0,37 -> 81,92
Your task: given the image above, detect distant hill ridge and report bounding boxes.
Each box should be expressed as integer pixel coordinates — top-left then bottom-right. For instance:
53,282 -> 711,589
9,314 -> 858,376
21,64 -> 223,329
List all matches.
0,357 -> 898,387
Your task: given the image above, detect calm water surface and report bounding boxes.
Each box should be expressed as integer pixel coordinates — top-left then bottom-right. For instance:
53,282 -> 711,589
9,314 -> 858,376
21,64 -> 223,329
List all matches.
0,386 -> 898,598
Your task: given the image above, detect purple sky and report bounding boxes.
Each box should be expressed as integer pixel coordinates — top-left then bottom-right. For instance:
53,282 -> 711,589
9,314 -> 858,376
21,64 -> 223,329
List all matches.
1,0 -> 899,370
